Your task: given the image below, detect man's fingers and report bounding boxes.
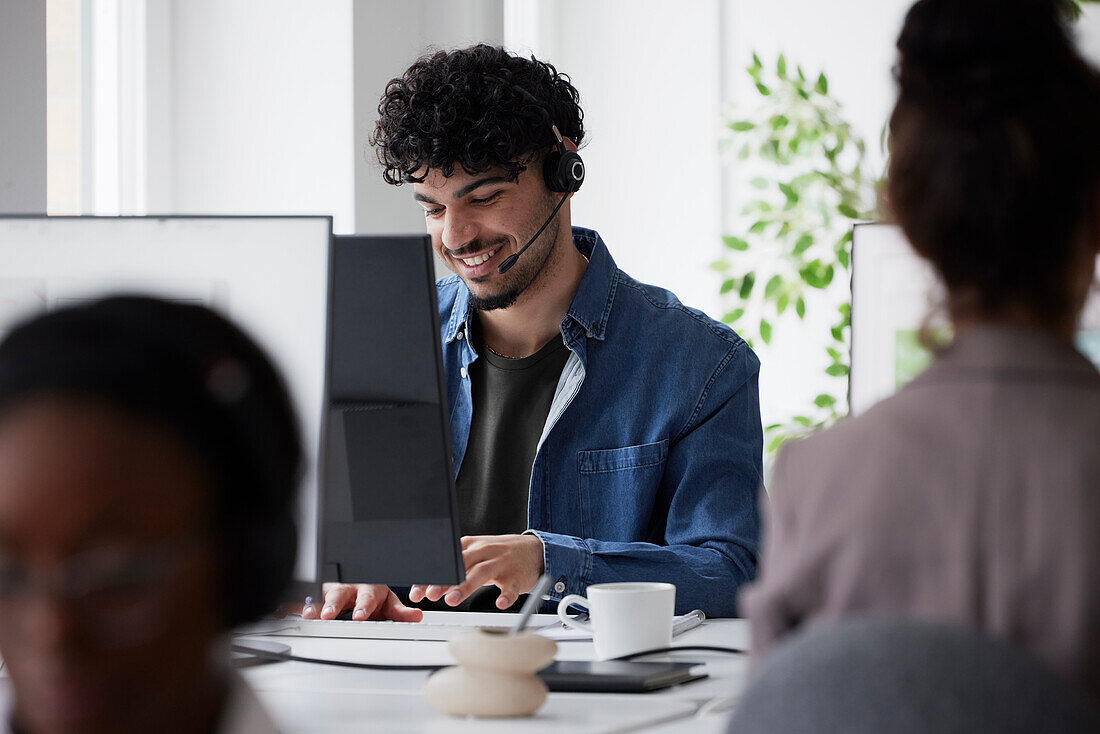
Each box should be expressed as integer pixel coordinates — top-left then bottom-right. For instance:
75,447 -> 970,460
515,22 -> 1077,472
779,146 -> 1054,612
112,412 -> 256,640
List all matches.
408,585 -> 427,603
460,542 -> 499,569
381,589 -> 424,622
424,584 -> 450,602
352,585 -> 389,621
444,562 -> 495,606
320,583 -> 357,619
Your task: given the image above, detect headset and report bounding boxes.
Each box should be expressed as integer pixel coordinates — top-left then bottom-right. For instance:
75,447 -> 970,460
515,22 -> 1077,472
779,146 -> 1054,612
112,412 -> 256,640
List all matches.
496,87 -> 586,274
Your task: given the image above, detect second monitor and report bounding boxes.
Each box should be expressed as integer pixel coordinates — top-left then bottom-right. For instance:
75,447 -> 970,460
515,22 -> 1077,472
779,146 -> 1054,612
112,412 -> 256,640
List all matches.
322,234 -> 464,587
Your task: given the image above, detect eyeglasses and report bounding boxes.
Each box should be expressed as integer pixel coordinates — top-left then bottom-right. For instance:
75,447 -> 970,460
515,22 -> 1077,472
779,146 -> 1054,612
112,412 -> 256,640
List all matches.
0,535 -> 208,646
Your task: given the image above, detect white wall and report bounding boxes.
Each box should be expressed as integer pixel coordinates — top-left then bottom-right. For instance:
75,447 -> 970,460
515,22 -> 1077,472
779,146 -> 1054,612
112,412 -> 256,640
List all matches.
160,0 -> 355,232
0,0 -> 47,214
1080,5 -> 1100,65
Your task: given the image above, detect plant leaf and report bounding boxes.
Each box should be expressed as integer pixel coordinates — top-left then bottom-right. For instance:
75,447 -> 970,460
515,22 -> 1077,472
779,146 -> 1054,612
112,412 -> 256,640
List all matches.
720,277 -> 738,295
756,82 -> 772,96
749,220 -> 768,234
825,364 -> 849,377
793,234 -> 813,255
777,54 -> 787,78
710,259 -> 731,272
778,182 -> 799,203
760,319 -> 773,344
815,73 -> 828,94
777,293 -> 790,315
837,203 -> 859,219
750,176 -> 769,190
764,274 -> 783,299
814,393 -> 837,408
796,296 -> 806,319
730,121 -> 755,132
723,235 -> 750,251
739,272 -> 756,299
723,308 -> 745,323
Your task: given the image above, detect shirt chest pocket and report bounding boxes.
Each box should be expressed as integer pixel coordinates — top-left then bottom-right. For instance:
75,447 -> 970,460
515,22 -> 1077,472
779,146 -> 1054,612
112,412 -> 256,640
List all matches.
578,439 -> 668,541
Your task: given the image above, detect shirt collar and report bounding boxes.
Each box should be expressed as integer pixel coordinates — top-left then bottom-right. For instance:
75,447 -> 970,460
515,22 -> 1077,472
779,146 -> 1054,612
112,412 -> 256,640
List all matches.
444,226 -> 618,343
564,227 -> 617,340
915,324 -> 1099,384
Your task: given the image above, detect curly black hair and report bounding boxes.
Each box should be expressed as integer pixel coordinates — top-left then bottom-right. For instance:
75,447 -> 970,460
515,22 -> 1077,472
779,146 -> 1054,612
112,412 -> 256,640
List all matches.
370,44 -> 585,185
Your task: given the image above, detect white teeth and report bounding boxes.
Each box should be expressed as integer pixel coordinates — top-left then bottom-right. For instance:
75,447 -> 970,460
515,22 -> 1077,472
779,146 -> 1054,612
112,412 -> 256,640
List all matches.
461,249 -> 497,267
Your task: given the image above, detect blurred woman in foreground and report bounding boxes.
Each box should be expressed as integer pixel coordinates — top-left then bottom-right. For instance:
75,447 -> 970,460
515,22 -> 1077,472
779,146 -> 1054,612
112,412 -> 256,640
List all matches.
0,297 -> 300,733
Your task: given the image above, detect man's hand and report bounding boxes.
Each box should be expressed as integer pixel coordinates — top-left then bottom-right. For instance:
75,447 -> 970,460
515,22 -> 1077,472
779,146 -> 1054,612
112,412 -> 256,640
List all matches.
300,583 -> 423,622
408,534 -> 544,609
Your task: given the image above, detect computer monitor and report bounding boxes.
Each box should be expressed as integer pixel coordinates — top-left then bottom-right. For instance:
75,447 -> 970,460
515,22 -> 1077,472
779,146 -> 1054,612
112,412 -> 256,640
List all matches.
850,222 -> 1100,415
322,234 -> 463,587
0,215 -> 332,598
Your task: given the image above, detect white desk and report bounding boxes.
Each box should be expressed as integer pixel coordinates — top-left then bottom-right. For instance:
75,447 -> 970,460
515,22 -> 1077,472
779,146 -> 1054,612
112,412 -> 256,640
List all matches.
239,613 -> 749,733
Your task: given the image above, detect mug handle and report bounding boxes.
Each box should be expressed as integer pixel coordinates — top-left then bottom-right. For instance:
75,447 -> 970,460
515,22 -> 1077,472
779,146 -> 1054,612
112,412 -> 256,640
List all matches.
557,594 -> 594,633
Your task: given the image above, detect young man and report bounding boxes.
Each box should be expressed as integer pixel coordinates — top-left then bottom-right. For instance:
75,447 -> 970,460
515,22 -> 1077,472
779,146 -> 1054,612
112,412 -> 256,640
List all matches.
306,45 -> 762,620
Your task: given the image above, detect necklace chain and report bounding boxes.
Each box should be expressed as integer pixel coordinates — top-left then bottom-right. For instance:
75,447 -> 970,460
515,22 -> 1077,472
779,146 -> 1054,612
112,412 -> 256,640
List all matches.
485,343 -> 521,359
479,249 -> 589,360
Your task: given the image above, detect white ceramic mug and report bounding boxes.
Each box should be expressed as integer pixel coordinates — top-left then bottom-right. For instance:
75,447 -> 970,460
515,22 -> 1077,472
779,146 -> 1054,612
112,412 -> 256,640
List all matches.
556,582 -> 675,660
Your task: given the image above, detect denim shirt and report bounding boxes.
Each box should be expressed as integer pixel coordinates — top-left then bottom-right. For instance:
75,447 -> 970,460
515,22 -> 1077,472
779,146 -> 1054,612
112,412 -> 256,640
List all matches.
438,227 -> 763,616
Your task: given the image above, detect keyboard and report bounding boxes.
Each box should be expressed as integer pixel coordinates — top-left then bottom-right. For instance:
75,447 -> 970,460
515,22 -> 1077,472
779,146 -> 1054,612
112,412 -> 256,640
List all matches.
237,611 -> 563,642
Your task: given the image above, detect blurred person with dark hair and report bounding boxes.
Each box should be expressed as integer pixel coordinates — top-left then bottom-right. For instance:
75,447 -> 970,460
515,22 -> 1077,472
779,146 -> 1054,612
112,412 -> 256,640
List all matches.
306,44 -> 763,620
0,296 -> 301,733
743,0 -> 1100,700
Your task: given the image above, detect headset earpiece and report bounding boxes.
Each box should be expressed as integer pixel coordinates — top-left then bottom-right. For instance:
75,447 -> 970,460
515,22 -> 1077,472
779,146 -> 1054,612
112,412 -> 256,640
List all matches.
542,124 -> 585,193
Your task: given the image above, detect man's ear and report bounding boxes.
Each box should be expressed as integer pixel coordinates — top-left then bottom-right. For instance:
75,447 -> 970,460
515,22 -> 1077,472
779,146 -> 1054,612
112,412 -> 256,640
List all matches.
564,137 -> 579,153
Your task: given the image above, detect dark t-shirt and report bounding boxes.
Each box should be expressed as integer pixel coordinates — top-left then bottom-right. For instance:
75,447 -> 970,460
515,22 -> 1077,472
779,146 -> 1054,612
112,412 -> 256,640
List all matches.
413,316 -> 570,613
457,316 -> 571,536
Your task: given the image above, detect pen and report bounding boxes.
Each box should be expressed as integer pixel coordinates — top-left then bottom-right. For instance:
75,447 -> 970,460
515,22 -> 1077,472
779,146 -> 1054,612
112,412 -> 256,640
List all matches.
673,609 -> 706,636
511,574 -> 553,635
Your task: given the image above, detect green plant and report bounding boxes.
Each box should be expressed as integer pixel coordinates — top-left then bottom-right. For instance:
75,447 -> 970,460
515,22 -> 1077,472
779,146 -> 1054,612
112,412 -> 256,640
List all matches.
714,54 -> 880,458
1070,0 -> 1100,20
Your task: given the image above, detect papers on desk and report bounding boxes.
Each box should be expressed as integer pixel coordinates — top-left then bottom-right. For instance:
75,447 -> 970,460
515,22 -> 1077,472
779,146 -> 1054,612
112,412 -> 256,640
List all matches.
539,610 -> 706,642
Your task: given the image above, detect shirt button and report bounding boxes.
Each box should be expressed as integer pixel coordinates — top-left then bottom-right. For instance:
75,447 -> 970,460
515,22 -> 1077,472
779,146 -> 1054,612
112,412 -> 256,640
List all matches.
554,581 -> 566,594
586,331 -> 593,338
457,330 -> 464,340
460,367 -> 468,379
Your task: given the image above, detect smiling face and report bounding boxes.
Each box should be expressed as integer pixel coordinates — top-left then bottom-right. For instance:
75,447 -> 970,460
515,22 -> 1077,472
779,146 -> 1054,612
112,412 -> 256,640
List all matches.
414,162 -> 563,311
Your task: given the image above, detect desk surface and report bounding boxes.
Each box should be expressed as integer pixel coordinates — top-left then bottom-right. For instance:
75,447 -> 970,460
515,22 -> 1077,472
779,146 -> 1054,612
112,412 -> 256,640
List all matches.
239,613 -> 748,734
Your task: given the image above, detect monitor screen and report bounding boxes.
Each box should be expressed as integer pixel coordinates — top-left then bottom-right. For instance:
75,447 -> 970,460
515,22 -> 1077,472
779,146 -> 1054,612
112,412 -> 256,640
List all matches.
0,216 -> 331,585
850,223 -> 1100,415
323,234 -> 463,587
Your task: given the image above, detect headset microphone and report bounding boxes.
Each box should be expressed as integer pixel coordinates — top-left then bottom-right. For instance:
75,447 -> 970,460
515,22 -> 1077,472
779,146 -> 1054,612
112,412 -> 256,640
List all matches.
497,123 -> 585,275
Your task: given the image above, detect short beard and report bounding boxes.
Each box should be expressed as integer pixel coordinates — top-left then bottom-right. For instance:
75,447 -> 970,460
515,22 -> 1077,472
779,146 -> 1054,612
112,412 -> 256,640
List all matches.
468,198 -> 562,312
